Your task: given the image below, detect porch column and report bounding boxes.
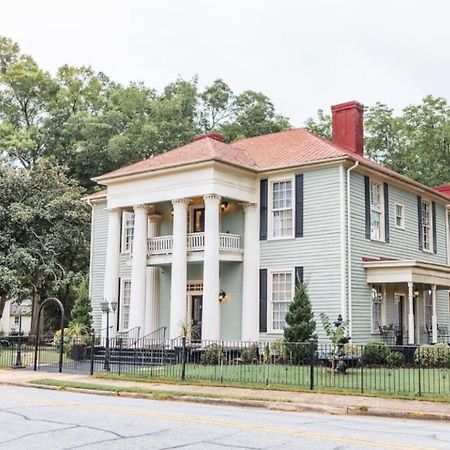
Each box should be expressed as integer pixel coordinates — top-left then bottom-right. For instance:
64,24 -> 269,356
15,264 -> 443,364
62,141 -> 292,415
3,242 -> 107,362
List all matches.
241,202 -> 259,341
202,194 -> 221,341
408,282 -> 415,344
144,214 -> 162,336
102,208 -> 122,338
170,199 -> 190,339
128,204 -> 149,336
431,284 -> 438,344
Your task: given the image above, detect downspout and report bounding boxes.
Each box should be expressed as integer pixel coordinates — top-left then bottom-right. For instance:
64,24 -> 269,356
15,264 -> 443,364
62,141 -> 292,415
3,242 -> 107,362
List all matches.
339,165 -> 347,320
86,198 -> 95,300
346,160 -> 359,338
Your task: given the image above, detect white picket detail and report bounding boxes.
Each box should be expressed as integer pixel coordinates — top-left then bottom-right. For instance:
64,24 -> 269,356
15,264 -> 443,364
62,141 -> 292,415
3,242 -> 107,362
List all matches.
187,232 -> 205,251
219,233 -> 241,252
147,235 -> 173,255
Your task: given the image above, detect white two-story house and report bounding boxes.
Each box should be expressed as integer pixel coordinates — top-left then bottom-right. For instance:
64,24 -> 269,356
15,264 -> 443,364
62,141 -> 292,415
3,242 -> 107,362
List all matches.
88,101 -> 450,345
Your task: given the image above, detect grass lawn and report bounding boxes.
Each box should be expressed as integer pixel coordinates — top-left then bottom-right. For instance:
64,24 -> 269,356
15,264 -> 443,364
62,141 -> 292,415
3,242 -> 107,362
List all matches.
112,363 -> 450,396
0,346 -> 73,368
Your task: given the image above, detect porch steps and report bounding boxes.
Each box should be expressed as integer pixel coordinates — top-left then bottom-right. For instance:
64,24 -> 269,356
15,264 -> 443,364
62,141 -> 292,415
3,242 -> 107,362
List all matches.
93,346 -> 178,366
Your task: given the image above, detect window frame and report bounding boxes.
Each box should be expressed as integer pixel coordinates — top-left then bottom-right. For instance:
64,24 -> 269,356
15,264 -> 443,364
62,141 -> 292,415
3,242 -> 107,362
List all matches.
121,211 -> 135,254
267,268 -> 295,333
394,203 -> 405,230
369,179 -> 385,242
268,176 -> 295,240
371,284 -> 383,333
120,279 -> 131,331
423,289 -> 432,330
421,199 -> 433,253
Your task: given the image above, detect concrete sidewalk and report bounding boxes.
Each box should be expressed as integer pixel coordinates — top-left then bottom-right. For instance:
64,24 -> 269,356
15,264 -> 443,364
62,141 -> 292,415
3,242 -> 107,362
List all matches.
0,369 -> 449,421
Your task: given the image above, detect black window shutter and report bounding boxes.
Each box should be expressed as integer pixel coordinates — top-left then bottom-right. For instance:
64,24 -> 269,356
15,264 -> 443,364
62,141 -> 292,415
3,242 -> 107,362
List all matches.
364,176 -> 371,239
295,174 -> 304,238
294,266 -> 304,289
259,179 -> 268,241
432,201 -> 437,253
383,183 -> 390,243
259,269 -> 268,332
417,196 -> 423,250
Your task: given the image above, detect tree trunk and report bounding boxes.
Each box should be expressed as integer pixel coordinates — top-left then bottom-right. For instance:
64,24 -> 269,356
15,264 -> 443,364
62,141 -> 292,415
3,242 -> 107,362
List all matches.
30,290 -> 42,337
0,293 -> 7,320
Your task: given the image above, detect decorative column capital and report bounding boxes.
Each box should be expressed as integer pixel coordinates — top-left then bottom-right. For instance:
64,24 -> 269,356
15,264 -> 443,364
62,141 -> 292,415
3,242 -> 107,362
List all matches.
108,207 -> 122,215
133,204 -> 152,214
172,198 -> 191,208
240,202 -> 257,211
148,214 -> 162,223
203,193 -> 221,203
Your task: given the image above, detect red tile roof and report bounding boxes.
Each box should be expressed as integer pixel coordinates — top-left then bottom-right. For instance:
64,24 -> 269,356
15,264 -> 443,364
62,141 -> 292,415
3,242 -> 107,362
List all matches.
435,184 -> 450,198
86,188 -> 108,200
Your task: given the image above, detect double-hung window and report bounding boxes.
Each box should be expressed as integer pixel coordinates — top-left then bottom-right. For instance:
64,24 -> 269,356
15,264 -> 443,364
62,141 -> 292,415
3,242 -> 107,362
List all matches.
370,181 -> 383,240
121,280 -> 131,330
122,212 -> 135,253
371,284 -> 383,332
270,271 -> 293,332
424,290 -> 432,329
421,200 -> 432,251
395,203 -> 405,229
271,180 -> 293,238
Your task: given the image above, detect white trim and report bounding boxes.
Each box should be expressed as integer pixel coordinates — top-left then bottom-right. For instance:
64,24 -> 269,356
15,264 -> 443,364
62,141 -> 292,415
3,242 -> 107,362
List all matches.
267,268 -> 295,333
339,164 -> 346,320
267,175 -> 295,240
423,288 -> 432,331
370,284 -> 383,333
394,203 -> 405,230
393,292 -> 406,330
119,278 -> 131,331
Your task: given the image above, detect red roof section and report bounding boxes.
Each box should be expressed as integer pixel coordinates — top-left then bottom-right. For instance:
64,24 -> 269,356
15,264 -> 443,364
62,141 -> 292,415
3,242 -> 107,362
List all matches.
435,184 -> 450,198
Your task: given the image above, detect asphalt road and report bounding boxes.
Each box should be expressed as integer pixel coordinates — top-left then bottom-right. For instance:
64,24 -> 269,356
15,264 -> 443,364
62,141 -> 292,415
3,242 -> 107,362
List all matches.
0,385 -> 449,449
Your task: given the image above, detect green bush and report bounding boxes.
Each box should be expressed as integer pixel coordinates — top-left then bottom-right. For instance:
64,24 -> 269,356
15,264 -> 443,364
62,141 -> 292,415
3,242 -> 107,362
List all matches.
201,344 -> 223,365
362,340 -> 390,365
415,343 -> 450,367
271,339 -> 287,363
386,351 -> 405,367
241,344 -> 259,364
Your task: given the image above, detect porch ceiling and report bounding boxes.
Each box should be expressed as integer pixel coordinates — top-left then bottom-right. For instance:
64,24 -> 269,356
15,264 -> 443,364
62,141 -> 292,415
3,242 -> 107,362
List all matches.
363,259 -> 450,289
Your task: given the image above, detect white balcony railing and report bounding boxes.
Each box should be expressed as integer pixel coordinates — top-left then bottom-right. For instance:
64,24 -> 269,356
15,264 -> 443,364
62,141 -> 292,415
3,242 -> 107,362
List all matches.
147,232 -> 241,256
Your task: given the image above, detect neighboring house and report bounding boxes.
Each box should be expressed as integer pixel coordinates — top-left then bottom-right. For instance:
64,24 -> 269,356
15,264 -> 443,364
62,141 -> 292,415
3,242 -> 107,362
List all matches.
0,299 -> 32,335
87,101 -> 450,345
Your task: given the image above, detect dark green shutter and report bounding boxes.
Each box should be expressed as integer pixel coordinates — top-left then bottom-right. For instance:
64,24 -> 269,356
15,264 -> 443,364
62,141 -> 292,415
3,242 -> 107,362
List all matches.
432,201 -> 437,253
259,269 -> 268,332
364,176 -> 371,239
260,179 -> 268,241
294,266 -> 304,289
417,196 -> 423,250
383,183 -> 390,243
295,174 -> 304,238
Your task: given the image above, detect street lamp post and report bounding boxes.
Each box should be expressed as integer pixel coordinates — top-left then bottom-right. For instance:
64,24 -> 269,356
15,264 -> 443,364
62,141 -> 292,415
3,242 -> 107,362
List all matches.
100,300 -> 117,371
12,301 -> 26,369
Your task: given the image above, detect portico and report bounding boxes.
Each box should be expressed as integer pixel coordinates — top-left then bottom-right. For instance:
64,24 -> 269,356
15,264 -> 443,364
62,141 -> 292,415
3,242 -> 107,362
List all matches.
363,259 -> 450,344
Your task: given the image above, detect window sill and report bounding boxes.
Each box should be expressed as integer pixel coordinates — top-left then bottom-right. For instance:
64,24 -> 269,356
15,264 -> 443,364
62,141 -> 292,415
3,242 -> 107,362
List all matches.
422,248 -> 434,254
394,226 -> 405,231
370,238 -> 386,244
267,236 -> 295,242
266,330 -> 284,335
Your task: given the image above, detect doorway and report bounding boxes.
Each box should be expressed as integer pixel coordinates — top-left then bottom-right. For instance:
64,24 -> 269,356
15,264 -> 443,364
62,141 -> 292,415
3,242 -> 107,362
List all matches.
191,295 -> 203,340
394,294 -> 405,345
191,207 -> 205,233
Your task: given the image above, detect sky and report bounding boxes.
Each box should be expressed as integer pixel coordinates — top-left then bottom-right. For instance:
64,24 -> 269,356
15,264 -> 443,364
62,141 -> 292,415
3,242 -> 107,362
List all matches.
0,0 -> 449,125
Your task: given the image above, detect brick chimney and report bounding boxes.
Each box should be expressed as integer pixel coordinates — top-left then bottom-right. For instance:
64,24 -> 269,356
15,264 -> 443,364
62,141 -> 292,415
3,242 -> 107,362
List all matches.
331,101 -> 364,156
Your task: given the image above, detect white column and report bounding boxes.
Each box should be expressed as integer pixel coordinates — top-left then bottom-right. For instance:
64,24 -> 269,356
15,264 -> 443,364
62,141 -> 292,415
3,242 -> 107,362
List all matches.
144,214 -> 162,336
202,194 -> 221,341
170,199 -> 190,339
241,202 -> 259,341
128,204 -> 149,335
408,282 -> 415,344
431,284 -> 438,344
102,208 -> 122,338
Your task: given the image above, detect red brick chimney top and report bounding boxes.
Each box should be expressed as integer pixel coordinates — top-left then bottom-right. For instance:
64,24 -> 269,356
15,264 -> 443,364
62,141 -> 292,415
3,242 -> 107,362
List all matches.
193,132 -> 225,143
331,101 -> 364,156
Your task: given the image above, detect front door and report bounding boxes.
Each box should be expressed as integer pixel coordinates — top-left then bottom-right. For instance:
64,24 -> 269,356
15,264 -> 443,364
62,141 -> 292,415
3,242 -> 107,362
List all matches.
191,295 -> 203,340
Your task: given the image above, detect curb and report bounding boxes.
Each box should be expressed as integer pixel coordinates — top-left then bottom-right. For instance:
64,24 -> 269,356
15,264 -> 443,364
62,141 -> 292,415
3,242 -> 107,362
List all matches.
2,380 -> 449,422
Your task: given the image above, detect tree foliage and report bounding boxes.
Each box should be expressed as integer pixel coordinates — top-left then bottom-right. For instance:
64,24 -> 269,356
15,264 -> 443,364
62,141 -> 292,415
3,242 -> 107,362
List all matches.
305,96 -> 450,187
69,278 -> 93,330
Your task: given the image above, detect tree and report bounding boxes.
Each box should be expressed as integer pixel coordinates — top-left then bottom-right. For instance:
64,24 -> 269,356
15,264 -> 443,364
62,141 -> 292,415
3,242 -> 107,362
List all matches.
0,160 -> 90,334
284,282 -> 317,343
69,278 -> 93,330
304,109 -> 331,141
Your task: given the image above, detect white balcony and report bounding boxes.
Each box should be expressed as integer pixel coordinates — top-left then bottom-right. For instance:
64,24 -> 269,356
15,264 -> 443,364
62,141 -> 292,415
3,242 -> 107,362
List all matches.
147,232 -> 242,263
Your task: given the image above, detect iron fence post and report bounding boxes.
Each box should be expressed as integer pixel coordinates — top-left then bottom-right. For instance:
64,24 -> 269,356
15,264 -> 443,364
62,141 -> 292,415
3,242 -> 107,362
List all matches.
118,338 -> 122,376
309,340 -> 315,391
90,333 -> 95,376
181,337 -> 186,381
360,348 -> 364,394
418,347 -> 422,397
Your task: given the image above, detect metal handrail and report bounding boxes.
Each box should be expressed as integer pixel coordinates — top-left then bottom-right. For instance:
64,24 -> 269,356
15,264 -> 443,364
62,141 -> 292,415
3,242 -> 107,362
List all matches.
132,326 -> 167,347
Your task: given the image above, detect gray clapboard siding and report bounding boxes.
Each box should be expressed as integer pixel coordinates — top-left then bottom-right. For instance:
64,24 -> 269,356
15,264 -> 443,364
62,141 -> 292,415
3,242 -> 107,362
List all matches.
260,165 -> 343,341
89,201 -> 108,333
350,171 -> 448,343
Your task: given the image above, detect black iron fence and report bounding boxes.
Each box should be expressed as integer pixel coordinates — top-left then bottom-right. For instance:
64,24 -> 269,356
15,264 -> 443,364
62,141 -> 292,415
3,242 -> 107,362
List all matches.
2,334 -> 450,397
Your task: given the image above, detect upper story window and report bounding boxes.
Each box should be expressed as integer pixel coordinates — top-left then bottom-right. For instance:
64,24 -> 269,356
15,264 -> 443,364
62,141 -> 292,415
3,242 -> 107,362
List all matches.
122,212 -> 135,253
421,200 -> 432,252
395,203 -> 405,229
370,180 -> 384,240
271,180 -> 293,238
270,271 -> 293,332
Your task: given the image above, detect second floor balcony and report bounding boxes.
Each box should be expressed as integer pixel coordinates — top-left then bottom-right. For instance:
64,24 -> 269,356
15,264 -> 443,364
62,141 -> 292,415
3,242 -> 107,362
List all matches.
147,232 -> 243,264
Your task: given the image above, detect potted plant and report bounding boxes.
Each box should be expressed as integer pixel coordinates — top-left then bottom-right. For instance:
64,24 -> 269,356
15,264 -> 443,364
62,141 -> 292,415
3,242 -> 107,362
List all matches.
68,322 -> 89,361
